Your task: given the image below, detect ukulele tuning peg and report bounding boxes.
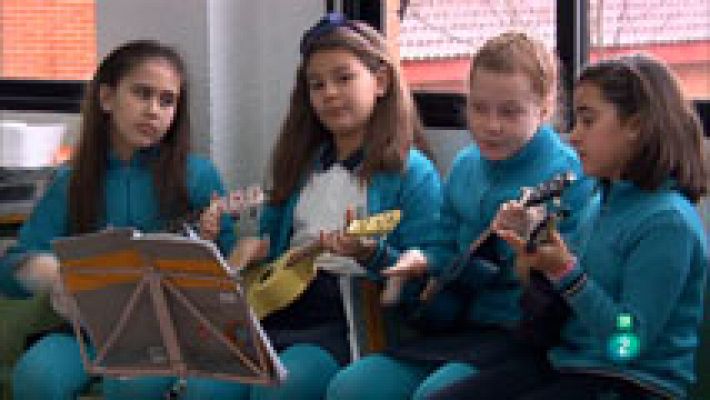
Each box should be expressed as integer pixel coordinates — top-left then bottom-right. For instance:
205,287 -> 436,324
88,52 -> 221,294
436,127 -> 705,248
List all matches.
229,189 -> 245,205
519,187 -> 533,203
227,189 -> 246,218
246,185 -> 265,205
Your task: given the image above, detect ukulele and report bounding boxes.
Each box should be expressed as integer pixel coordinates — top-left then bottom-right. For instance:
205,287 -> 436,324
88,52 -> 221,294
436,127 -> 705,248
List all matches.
165,185 -> 264,235
516,183 -> 575,349
381,171 -> 577,306
241,209 -> 402,320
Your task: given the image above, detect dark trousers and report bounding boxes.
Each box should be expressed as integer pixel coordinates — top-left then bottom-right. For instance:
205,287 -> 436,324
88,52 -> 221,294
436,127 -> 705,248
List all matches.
427,354 -> 667,400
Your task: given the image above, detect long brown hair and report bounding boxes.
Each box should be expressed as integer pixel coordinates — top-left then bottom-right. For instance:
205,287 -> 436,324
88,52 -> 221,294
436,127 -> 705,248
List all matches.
269,17 -> 425,205
69,40 -> 191,233
577,54 -> 707,202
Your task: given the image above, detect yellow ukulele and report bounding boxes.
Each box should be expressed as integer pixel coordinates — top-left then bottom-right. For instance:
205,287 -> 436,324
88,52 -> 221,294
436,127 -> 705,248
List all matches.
241,210 -> 402,319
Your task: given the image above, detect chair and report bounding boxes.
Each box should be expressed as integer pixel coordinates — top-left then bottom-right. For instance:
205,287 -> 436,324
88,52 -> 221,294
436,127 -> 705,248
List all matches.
0,292 -> 64,397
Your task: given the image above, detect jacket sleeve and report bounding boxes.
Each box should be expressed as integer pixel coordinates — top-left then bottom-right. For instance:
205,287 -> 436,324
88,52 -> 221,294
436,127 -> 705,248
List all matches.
363,152 -> 447,274
425,167 -> 463,278
0,167 -> 71,298
187,157 -> 236,256
555,210 -> 703,360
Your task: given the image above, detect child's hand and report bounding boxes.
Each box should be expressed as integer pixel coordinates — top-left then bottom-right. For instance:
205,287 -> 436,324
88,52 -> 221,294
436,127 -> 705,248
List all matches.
199,192 -> 224,241
492,199 -> 545,239
496,228 -> 575,281
382,248 -> 429,278
381,249 -> 428,305
15,254 -> 73,318
229,237 -> 269,270
49,278 -> 72,319
319,231 -> 377,264
15,253 -> 61,293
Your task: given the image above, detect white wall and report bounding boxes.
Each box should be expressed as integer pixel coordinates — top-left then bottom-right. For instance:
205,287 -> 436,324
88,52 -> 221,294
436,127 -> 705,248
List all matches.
208,0 -> 323,187
423,128 -> 471,177
97,0 -> 324,188
97,0 -> 211,153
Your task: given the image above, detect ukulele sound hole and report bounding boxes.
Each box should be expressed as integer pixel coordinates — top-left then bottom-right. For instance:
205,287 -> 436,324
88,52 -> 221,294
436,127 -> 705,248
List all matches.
259,267 -> 274,284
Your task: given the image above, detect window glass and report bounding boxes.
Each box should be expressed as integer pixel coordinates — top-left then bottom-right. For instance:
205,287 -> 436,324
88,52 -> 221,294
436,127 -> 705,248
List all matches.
588,0 -> 709,100
397,1 -> 556,94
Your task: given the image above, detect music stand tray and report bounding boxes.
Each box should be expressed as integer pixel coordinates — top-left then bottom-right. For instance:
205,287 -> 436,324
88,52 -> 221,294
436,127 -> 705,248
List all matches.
52,228 -> 286,385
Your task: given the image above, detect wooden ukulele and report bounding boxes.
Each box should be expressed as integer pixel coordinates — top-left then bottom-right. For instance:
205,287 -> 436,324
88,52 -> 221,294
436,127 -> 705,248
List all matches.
516,186 -> 575,350
382,171 -> 577,306
241,209 -> 402,320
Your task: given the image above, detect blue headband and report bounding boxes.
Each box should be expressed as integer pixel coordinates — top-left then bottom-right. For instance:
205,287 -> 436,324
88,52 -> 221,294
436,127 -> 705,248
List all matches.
299,12 -> 352,56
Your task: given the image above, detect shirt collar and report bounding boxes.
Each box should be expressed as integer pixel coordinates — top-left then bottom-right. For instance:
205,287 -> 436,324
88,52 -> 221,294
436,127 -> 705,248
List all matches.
600,178 -> 677,202
318,139 -> 364,172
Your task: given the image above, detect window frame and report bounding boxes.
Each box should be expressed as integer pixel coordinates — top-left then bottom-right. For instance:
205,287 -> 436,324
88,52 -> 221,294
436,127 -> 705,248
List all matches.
2,2 -> 706,135
357,0 -> 587,131
353,0 -> 708,136
0,79 -> 86,114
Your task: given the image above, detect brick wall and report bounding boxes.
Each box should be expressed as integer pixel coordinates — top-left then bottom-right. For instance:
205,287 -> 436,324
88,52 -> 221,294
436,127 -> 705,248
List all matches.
0,0 -> 96,80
